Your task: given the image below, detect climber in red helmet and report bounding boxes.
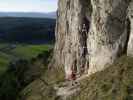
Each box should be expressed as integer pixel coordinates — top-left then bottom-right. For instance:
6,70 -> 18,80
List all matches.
70,64 -> 78,86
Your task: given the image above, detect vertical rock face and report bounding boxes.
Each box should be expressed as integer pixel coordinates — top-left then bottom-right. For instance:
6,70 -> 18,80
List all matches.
87,0 -> 130,74
53,0 -> 132,78
54,0 -> 92,78
127,1 -> 133,56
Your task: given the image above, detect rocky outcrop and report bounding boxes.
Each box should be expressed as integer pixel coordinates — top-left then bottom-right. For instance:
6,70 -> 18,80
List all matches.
53,0 -> 132,78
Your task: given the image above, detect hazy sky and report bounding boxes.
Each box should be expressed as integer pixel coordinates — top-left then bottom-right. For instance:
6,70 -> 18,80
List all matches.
0,0 -> 58,12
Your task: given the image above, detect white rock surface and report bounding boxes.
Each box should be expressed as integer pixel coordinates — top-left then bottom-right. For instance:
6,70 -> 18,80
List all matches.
53,0 -> 92,78
87,0 -> 130,74
127,1 -> 133,56
53,0 -> 132,77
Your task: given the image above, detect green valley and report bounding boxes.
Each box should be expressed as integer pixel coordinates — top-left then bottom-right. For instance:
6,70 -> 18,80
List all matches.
0,43 -> 53,74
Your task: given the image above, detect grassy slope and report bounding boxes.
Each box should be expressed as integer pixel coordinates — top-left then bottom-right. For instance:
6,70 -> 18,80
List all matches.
21,67 -> 65,100
21,56 -> 133,100
70,56 -> 133,100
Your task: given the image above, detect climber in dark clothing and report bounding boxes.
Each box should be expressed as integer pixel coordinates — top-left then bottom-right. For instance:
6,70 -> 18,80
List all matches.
81,16 -> 90,50
80,17 -> 90,73
81,24 -> 88,57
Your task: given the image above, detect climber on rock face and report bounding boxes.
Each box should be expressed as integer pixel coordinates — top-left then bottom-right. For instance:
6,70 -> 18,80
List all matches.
66,63 -> 77,86
71,67 -> 76,81
77,23 -> 88,76
66,65 -> 76,81
81,23 -> 88,57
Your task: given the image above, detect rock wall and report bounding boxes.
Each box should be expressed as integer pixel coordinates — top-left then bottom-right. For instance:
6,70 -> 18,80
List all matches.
53,0 -> 132,78
53,0 -> 92,79
127,1 -> 133,56
87,0 -> 131,74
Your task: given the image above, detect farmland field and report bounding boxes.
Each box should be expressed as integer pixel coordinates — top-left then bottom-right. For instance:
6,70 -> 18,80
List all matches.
0,43 -> 53,74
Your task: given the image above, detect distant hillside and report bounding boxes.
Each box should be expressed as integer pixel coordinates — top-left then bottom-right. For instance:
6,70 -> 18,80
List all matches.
0,17 -> 56,43
0,12 -> 56,19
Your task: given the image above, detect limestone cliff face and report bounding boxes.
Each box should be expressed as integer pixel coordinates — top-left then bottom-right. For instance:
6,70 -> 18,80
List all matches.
127,1 -> 133,56
54,0 -> 92,78
53,0 -> 132,78
88,0 -> 131,74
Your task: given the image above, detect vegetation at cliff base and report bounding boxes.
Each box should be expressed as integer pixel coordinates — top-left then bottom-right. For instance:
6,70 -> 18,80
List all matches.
70,56 -> 133,100
19,56 -> 133,100
20,67 -> 65,100
0,49 -> 52,100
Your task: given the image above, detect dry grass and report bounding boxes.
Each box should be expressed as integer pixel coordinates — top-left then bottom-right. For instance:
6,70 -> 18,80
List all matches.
70,55 -> 133,100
